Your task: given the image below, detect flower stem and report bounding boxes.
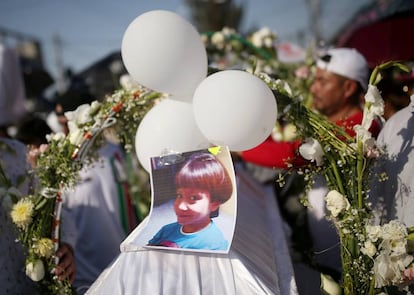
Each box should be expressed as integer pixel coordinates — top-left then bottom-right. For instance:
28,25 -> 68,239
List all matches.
356,140 -> 364,209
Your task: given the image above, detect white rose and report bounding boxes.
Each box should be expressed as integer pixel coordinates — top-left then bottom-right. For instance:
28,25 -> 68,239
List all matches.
26,260 -> 45,282
325,190 -> 350,217
299,138 -> 324,166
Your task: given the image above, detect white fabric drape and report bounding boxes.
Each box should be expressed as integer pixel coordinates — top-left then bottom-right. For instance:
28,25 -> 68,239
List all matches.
87,165 -> 298,295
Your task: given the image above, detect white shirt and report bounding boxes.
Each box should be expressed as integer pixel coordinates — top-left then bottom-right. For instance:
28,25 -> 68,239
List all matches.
372,101 -> 414,226
61,142 -> 133,292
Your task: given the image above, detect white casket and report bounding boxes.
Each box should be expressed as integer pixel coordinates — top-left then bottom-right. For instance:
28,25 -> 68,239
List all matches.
86,165 -> 298,295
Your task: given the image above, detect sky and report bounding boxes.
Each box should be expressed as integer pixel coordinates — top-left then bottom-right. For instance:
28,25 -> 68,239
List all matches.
0,0 -> 374,80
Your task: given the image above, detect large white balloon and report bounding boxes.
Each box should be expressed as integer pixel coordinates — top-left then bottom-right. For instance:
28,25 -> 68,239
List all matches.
121,10 -> 208,100
135,99 -> 211,172
193,70 -> 277,151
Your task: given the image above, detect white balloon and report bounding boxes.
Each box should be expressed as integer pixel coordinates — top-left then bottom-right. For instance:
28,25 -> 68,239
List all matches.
135,99 -> 211,172
121,10 -> 208,100
193,70 -> 277,151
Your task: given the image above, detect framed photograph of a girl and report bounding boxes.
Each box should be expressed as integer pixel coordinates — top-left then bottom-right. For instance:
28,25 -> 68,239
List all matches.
129,146 -> 237,254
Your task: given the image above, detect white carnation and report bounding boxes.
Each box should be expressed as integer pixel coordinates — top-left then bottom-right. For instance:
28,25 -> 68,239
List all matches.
325,190 -> 350,217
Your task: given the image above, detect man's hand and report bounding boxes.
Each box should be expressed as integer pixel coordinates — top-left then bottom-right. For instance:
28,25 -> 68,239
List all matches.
55,242 -> 76,284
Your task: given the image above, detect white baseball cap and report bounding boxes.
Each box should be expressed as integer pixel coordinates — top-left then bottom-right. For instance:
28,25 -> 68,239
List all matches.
316,48 -> 369,91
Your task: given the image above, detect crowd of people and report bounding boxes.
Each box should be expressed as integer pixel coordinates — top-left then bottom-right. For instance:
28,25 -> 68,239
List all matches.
1,35 -> 414,294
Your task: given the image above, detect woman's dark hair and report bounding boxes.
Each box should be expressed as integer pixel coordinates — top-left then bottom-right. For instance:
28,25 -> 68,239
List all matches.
175,152 -> 233,204
15,114 -> 52,146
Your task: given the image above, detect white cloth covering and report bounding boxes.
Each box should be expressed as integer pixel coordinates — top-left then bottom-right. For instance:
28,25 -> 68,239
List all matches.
86,165 -> 298,295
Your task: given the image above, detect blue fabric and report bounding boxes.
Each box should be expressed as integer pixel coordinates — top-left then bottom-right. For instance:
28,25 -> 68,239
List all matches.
148,221 -> 228,250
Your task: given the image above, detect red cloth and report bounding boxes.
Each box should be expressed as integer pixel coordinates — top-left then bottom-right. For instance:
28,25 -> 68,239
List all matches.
240,111 -> 382,169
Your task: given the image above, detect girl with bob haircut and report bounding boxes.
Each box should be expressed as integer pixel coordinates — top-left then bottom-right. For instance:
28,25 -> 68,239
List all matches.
148,152 -> 233,250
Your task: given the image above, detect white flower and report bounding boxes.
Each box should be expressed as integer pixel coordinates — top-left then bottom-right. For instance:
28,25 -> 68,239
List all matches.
282,123 -> 297,141
366,225 -> 382,242
354,124 -> 372,143
361,85 -> 384,130
373,252 -> 412,288
211,32 -> 225,49
26,260 -> 45,282
325,190 -> 350,217
89,100 -> 101,116
365,84 -> 383,105
119,74 -> 140,91
65,104 -> 92,126
263,36 -> 274,48
271,124 -> 283,142
361,240 -> 377,258
251,27 -> 275,48
46,132 -> 66,143
221,27 -> 236,36
320,273 -> 342,295
67,122 -> 84,146
381,220 -> 407,241
299,138 -> 324,166
274,79 -> 293,96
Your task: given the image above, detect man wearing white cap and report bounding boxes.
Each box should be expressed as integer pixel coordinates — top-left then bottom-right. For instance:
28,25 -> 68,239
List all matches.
306,47 -> 382,281
239,48 -> 381,290
312,48 -> 369,122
